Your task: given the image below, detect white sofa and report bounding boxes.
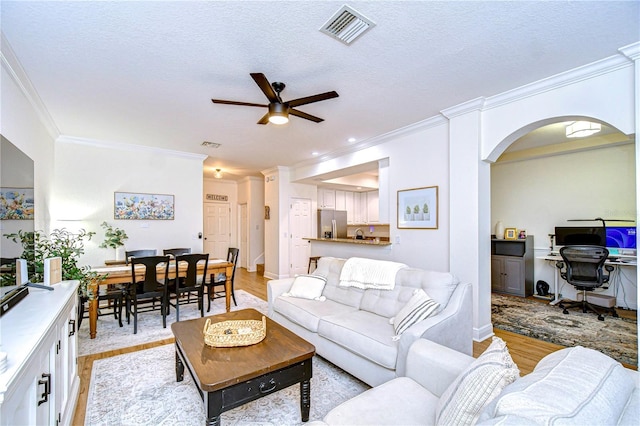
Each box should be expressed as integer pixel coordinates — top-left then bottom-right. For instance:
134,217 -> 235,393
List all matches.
312,338 -> 640,425
267,256 -> 473,387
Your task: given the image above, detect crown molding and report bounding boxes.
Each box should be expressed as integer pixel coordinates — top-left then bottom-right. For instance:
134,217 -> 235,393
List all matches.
619,41 -> 640,61
56,135 -> 207,161
484,50 -> 635,110
440,98 -> 486,119
1,32 -> 60,140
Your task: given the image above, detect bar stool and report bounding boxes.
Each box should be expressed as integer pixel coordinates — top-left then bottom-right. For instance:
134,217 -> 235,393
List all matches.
308,256 -> 321,273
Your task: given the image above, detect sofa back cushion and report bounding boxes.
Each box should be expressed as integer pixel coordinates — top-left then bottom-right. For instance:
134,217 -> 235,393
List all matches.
359,267 -> 459,318
313,257 -> 364,308
477,346 -> 636,425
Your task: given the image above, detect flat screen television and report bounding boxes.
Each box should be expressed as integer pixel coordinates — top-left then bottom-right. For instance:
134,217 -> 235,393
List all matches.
605,226 -> 637,249
554,226 -> 606,246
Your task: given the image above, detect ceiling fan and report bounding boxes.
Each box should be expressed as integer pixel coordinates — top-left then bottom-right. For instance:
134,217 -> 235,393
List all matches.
211,73 -> 339,125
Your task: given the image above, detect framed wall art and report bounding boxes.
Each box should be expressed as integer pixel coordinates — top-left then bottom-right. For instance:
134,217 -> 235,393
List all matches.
0,187 -> 34,220
114,192 -> 175,220
397,186 -> 438,229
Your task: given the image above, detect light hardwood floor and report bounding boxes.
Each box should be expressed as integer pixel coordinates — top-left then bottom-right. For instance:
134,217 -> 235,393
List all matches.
72,268 -> 636,424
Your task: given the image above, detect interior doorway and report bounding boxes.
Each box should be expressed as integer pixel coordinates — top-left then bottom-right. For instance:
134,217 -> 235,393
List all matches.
204,202 -> 230,260
289,198 -> 312,277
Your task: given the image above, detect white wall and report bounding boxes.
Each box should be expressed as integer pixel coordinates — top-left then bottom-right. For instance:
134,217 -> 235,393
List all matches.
237,176 -> 265,272
54,139 -> 206,267
492,144 -> 637,309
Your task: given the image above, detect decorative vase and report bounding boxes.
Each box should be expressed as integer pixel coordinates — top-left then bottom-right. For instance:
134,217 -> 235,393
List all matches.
115,247 -> 125,261
495,221 -> 505,239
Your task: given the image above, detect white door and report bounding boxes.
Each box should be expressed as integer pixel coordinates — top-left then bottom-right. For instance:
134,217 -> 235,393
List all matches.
289,198 -> 312,276
240,203 -> 248,269
204,202 -> 230,260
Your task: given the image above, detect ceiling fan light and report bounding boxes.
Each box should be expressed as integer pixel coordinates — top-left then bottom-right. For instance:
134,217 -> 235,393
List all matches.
566,121 -> 601,138
268,103 -> 289,125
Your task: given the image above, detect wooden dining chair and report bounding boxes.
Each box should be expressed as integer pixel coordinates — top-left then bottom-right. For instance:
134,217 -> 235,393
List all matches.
124,249 -> 157,264
163,248 -> 191,258
168,253 -> 208,321
207,247 -> 239,311
124,255 -> 170,334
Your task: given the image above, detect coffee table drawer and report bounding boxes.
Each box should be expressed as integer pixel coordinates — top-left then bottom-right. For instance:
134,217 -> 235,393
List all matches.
221,360 -> 312,411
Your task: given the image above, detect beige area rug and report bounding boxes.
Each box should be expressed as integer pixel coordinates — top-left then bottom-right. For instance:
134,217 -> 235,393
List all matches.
492,293 -> 637,365
85,343 -> 369,425
78,290 -> 268,356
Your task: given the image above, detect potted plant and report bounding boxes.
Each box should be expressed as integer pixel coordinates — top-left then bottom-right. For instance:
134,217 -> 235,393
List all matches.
3,228 -> 102,299
423,203 -> 430,221
405,205 -> 412,221
413,204 -> 422,221
99,221 -> 128,261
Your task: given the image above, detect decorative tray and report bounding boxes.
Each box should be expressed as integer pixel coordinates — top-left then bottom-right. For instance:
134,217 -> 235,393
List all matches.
203,316 -> 267,347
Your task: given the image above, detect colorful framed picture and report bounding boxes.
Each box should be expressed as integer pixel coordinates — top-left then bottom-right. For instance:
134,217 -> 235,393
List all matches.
505,228 -> 517,240
0,187 -> 34,220
114,192 -> 174,220
397,186 -> 438,229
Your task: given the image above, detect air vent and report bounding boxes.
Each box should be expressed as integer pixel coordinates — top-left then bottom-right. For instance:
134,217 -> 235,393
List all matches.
320,5 -> 376,45
201,141 -> 221,148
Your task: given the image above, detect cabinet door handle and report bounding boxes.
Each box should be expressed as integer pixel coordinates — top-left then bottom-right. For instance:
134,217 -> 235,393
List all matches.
69,319 -> 76,336
37,373 -> 51,406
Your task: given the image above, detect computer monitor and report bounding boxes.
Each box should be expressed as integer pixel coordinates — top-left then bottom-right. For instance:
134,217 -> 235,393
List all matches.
554,226 -> 606,246
605,226 -> 636,249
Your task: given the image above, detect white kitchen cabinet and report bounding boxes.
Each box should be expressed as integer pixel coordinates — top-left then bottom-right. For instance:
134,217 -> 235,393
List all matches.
345,191 -> 355,224
366,191 -> 379,223
0,281 -> 80,426
353,192 -> 365,224
318,188 -> 336,209
335,190 -> 346,211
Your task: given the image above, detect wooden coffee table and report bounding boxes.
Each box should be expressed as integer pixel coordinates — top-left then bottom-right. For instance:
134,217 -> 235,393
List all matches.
171,308 -> 316,425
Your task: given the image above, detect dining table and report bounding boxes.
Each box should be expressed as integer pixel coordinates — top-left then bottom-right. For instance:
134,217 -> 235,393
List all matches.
88,258 -> 234,339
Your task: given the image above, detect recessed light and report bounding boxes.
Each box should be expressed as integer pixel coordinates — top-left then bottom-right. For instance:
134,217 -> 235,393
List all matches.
348,137 -> 356,143
312,151 -> 319,156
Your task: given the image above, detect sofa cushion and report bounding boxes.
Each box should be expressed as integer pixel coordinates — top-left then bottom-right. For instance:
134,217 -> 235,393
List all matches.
437,337 -> 519,425
318,310 -> 398,369
477,346 -> 636,425
283,274 -> 327,300
391,289 -> 440,336
323,377 -> 438,425
316,258 -> 365,308
395,268 -> 459,308
272,296 -> 358,333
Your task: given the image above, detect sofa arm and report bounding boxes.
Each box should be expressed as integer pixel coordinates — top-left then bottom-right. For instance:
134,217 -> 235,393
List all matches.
406,339 -> 474,397
267,278 -> 296,314
396,282 -> 473,376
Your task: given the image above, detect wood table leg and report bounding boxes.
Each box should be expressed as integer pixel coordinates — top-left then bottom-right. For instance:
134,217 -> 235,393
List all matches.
225,264 -> 233,312
300,379 -> 311,422
89,280 -> 99,339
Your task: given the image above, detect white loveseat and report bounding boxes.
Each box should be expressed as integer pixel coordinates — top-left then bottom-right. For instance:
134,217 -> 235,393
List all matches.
312,338 -> 639,425
267,256 -> 473,386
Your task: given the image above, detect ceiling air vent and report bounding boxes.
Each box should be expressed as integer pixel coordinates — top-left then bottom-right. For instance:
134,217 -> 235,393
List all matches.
201,141 -> 221,148
320,5 -> 376,45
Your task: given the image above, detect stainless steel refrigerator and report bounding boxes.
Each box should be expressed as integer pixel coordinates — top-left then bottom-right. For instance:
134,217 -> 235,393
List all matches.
318,210 -> 348,239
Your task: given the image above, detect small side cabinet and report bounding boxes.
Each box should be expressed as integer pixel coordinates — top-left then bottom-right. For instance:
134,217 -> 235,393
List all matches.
491,236 -> 534,297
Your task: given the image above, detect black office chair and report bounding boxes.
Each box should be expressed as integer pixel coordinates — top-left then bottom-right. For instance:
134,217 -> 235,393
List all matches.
124,255 -> 170,334
207,247 -> 239,311
125,249 -> 157,264
168,253 -> 208,321
555,245 -> 617,321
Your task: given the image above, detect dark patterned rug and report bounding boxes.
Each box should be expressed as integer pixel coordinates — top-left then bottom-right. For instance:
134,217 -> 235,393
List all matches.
491,293 -> 637,366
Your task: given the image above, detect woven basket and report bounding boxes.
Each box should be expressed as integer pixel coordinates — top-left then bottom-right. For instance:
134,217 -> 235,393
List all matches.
203,316 -> 267,347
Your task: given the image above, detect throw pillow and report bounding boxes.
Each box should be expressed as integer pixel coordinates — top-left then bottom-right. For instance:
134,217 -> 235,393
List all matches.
391,289 -> 440,337
282,274 -> 327,300
436,336 -> 520,426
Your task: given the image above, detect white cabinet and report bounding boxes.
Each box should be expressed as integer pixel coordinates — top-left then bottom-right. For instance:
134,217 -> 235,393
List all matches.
353,192 -> 366,224
345,191 -> 355,224
366,191 -> 379,223
334,190 -> 346,211
318,188 -> 336,209
0,281 -> 79,426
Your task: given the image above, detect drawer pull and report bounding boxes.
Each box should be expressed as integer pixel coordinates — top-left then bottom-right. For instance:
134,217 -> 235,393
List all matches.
259,378 -> 276,393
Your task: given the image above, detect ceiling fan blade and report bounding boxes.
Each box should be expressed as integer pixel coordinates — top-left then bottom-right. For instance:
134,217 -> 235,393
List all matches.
257,112 -> 270,125
287,91 -> 339,108
211,99 -> 267,108
290,108 -> 324,123
250,73 -> 279,103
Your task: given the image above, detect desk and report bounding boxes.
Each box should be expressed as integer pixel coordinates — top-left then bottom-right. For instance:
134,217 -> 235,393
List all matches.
537,254 -> 637,305
88,259 -> 233,339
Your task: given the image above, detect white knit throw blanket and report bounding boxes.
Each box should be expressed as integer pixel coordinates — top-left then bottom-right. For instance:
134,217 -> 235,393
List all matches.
339,257 -> 407,290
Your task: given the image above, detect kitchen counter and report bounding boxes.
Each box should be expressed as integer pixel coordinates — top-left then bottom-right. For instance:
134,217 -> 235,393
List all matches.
305,237 -> 392,246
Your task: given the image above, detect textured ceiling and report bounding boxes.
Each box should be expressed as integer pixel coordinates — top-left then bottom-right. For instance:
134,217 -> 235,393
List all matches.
1,1 -> 638,180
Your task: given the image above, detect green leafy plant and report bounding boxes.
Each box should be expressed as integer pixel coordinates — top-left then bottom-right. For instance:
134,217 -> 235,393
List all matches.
405,206 -> 411,215
413,204 -> 420,214
423,203 -> 429,214
99,221 -> 128,249
2,228 -> 103,298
